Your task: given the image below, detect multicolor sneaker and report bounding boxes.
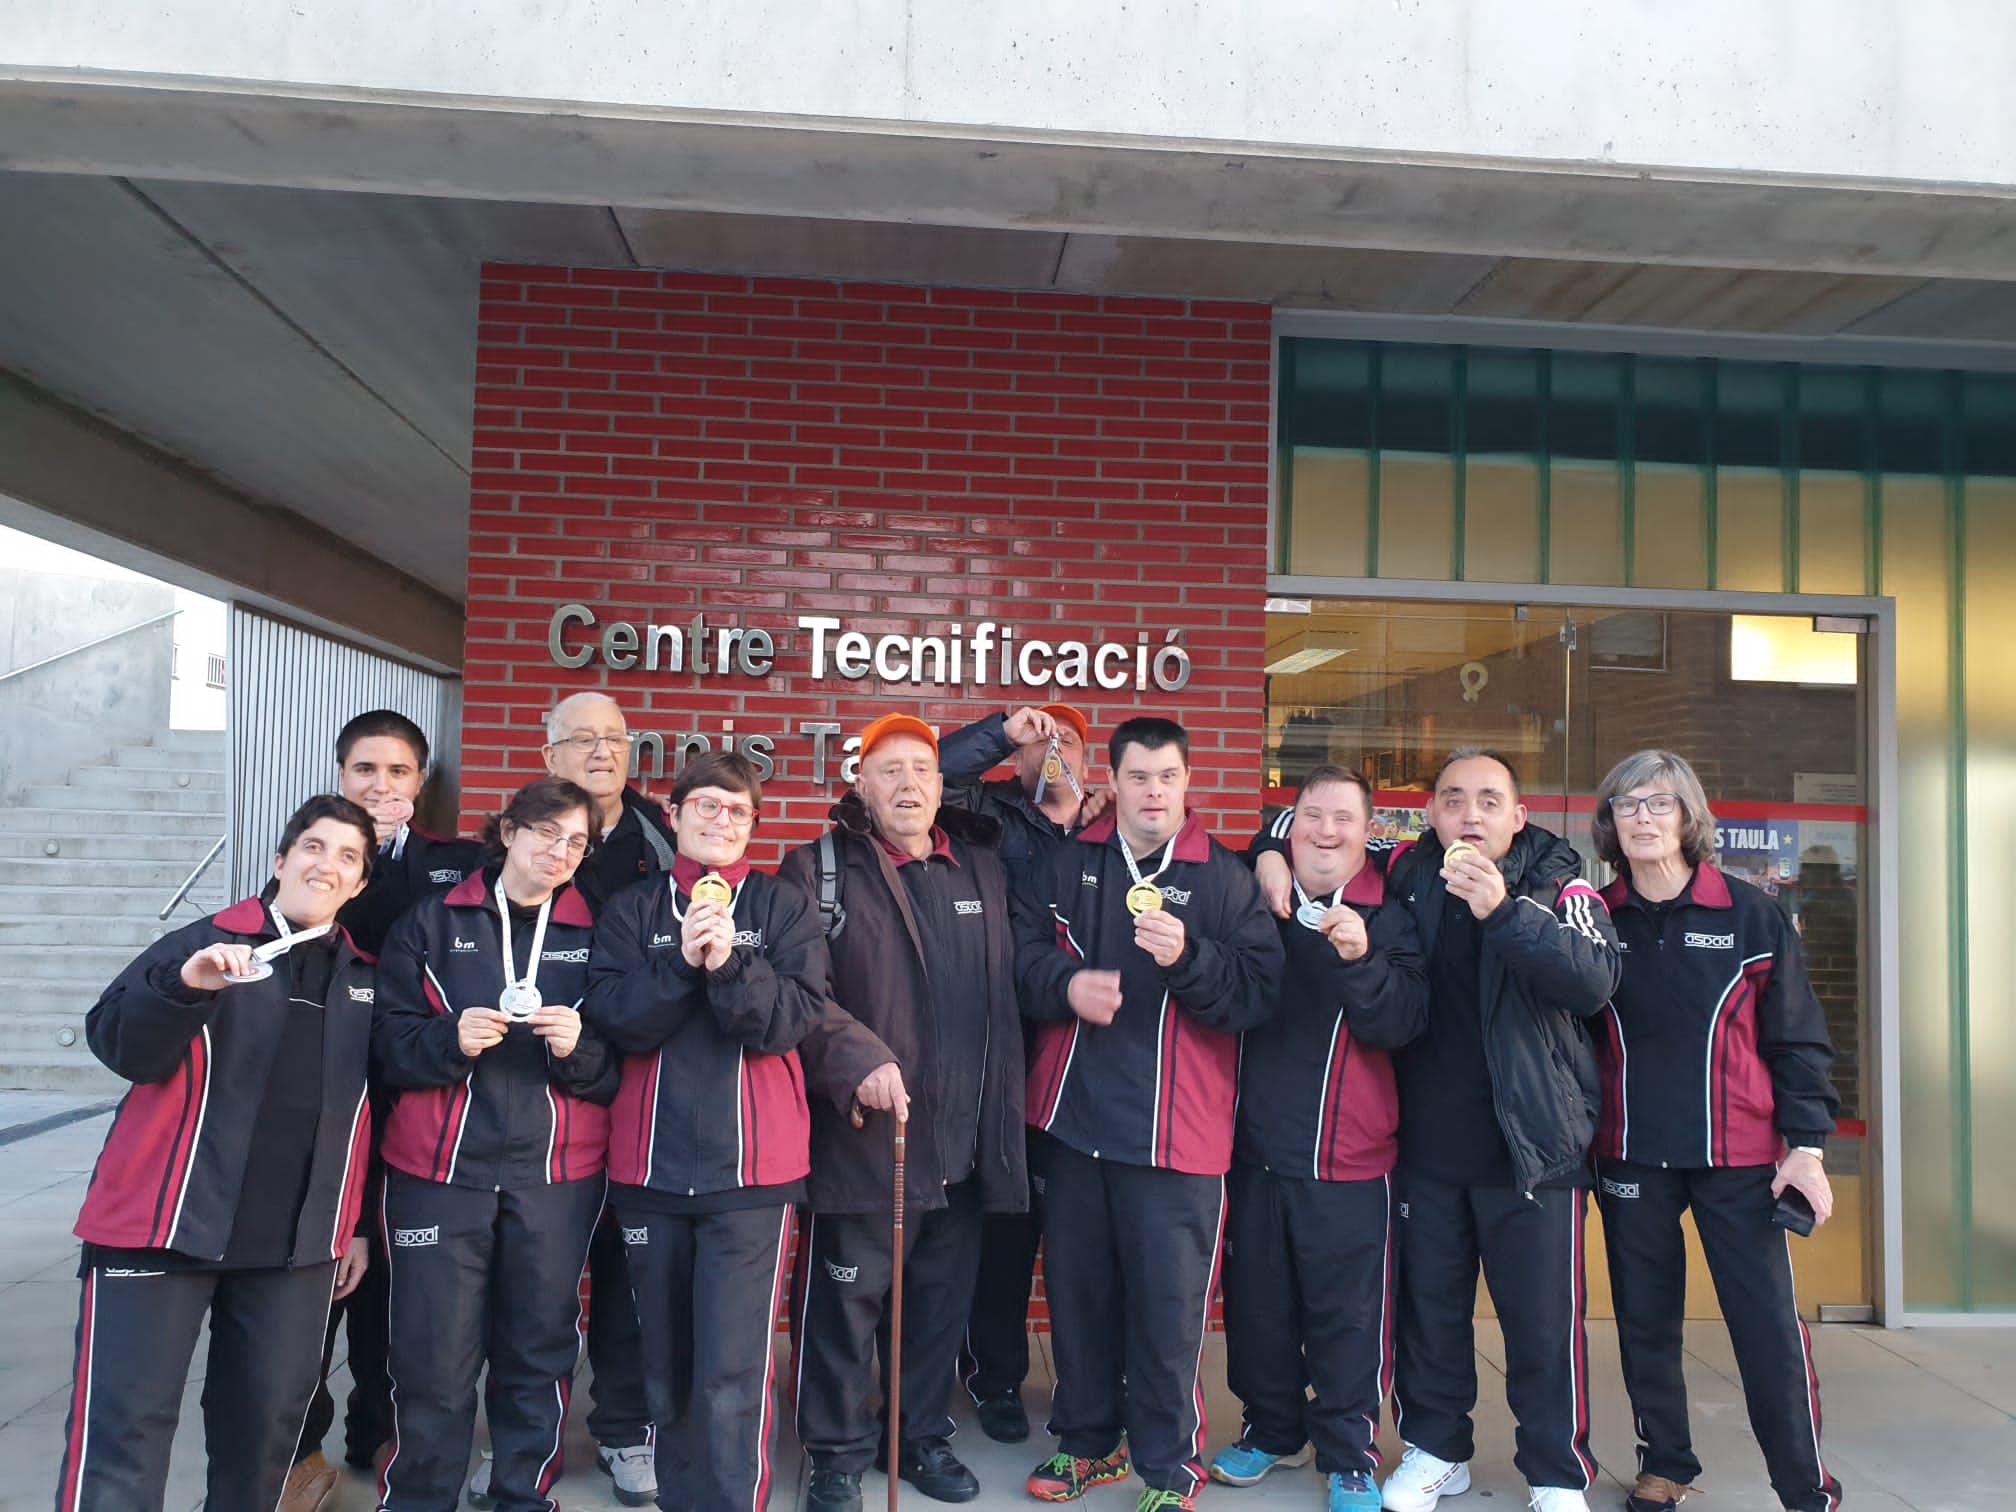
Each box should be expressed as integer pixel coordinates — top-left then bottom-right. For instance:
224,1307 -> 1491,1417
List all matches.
1209,1437 -> 1313,1486
1137,1491 -> 1197,1512
1028,1443 -> 1132,1501
1330,1471 -> 1383,1512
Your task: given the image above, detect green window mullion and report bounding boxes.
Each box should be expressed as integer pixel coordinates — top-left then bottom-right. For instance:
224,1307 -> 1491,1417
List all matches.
1366,344 -> 1383,578
1701,359 -> 1719,590
1863,368 -> 1883,598
1537,350 -> 1553,585
1782,364 -> 1801,593
1451,348 -> 1469,581
1619,354 -> 1638,588
1274,337 -> 1295,573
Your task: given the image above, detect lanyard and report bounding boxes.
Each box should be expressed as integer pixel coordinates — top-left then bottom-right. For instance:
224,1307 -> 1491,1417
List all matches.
495,877 -> 553,996
1119,832 -> 1178,890
264,905 -> 333,956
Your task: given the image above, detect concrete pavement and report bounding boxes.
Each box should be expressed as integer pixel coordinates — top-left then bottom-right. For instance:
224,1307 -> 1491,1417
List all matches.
1,1094 -> 2009,1512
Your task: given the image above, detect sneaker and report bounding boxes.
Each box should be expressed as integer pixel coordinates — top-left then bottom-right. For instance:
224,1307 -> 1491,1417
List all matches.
895,1439 -> 982,1503
1626,1477 -> 1694,1512
808,1466 -> 865,1512
597,1443 -> 658,1507
1380,1447 -> 1470,1512
466,1450 -> 494,1510
1526,1492 -> 1589,1512
278,1452 -> 342,1512
1330,1472 -> 1383,1512
1137,1491 -> 1196,1512
1029,1443 -> 1133,1501
976,1389 -> 1032,1443
1209,1436 -> 1313,1486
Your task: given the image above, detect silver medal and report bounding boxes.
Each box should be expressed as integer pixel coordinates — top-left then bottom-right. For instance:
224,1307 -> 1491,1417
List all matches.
1296,900 -> 1330,931
499,981 -> 542,1020
223,958 -> 275,985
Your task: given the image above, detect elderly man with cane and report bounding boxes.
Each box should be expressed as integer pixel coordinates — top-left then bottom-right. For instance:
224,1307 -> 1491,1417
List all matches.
781,713 -> 1029,1512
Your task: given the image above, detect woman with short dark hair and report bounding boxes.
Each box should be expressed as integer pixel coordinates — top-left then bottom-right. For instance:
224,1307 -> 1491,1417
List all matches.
372,776 -> 620,1512
1589,749 -> 1842,1512
58,794 -> 380,1512
584,749 -> 831,1512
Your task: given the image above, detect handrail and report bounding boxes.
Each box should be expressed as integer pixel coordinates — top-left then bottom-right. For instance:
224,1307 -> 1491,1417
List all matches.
158,834 -> 227,922
0,609 -> 182,686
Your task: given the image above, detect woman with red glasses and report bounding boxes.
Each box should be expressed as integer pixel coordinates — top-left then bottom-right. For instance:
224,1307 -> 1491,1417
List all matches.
584,750 -> 832,1512
371,776 -> 621,1512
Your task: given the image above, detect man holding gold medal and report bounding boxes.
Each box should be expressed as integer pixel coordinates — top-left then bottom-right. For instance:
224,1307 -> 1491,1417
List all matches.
937,703 -> 1106,1443
1012,717 -> 1282,1512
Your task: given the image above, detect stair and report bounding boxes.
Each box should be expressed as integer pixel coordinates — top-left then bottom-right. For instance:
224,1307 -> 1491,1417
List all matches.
0,731 -> 228,1091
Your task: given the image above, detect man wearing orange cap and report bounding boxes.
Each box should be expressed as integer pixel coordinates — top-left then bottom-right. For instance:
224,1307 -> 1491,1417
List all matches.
937,704 -> 1101,1443
780,714 -> 1029,1512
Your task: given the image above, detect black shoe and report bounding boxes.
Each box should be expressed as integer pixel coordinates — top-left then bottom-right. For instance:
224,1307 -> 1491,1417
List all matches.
808,1467 -> 865,1512
894,1439 -> 981,1503
975,1390 -> 1030,1443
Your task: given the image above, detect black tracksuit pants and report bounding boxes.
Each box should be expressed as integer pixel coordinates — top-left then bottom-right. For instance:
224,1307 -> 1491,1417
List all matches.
587,1211 -> 654,1450
378,1171 -> 605,1512
54,1259 -> 338,1512
1043,1143 -> 1227,1497
793,1177 -> 984,1473
1222,1163 -> 1394,1475
961,1129 -> 1047,1402
297,1217 -> 393,1466
1595,1159 -> 1843,1512
618,1203 -> 795,1512
1392,1171 -> 1596,1491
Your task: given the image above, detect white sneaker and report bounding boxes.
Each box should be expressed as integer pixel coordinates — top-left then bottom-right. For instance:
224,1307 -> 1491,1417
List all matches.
1527,1491 -> 1590,1512
465,1450 -> 494,1509
598,1443 -> 658,1507
1381,1446 -> 1471,1512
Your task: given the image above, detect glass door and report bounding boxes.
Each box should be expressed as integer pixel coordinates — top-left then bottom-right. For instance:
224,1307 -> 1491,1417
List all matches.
1264,596 -> 1872,1319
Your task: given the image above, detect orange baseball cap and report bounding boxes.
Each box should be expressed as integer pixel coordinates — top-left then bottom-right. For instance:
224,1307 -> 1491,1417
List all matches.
858,713 -> 939,760
1040,703 -> 1090,744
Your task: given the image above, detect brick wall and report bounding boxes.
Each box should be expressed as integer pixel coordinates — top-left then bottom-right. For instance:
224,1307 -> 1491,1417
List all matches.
461,267 -> 1274,864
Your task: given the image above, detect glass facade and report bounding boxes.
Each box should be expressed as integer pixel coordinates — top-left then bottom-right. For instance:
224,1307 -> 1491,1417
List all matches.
1276,335 -> 2016,1313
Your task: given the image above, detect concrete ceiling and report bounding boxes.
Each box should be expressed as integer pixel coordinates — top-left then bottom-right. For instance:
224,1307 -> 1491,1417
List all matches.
3,169 -> 2015,621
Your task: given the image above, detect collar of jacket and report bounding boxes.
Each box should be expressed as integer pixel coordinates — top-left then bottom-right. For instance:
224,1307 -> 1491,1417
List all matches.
671,851 -> 755,890
1600,862 -> 1731,913
442,866 -> 595,927
826,788 -> 1002,848
1074,808 -> 1212,864
217,893 -> 370,961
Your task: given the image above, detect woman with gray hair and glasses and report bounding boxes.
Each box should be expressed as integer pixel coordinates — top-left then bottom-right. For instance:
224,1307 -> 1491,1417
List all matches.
1587,750 -> 1842,1512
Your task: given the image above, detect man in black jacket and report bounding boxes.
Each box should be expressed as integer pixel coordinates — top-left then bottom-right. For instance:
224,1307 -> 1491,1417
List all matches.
778,713 -> 1028,1512
525,690 -> 663,1505
937,703 -> 1101,1442
1013,717 -> 1283,1512
1255,750 -> 1621,1512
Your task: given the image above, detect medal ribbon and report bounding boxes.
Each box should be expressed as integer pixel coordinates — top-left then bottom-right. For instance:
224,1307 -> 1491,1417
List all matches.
261,905 -> 333,960
1033,733 -> 1087,806
668,871 -> 744,923
495,877 -> 553,1000
1291,876 -> 1346,929
1119,832 -> 1179,894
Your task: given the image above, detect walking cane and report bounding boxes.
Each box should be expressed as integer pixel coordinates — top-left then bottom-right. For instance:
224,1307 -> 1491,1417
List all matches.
887,1112 -> 908,1512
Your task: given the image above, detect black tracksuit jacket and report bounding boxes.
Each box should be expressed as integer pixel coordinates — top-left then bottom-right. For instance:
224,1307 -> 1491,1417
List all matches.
1595,864 -> 1837,1166
1015,811 -> 1284,1176
373,871 -> 620,1189
584,860 -> 829,1197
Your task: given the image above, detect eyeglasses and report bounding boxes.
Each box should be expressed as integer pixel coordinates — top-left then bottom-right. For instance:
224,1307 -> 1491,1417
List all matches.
683,795 -> 758,827
523,822 -> 590,857
551,733 -> 633,755
1608,792 -> 1681,818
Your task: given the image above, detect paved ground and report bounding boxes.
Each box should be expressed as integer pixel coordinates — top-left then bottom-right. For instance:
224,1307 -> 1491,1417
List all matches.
3,1093 -> 2011,1512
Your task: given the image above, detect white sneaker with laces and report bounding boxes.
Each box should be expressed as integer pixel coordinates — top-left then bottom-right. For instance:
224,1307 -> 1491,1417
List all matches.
1381,1446 -> 1471,1512
598,1442 -> 658,1507
1527,1490 -> 1591,1512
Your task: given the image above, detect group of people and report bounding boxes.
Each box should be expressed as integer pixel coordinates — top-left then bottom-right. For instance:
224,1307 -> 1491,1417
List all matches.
53,692 -> 1844,1512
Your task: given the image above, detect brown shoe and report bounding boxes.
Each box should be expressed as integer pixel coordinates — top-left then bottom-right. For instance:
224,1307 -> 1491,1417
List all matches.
1626,1474 -> 1694,1512
279,1452 -> 342,1512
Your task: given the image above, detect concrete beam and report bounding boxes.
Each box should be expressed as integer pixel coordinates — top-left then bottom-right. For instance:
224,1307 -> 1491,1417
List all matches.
2,0 -> 2011,186
0,371 -> 463,671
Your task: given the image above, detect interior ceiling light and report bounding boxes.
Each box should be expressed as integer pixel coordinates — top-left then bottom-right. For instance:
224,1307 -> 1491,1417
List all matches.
1264,645 -> 1355,675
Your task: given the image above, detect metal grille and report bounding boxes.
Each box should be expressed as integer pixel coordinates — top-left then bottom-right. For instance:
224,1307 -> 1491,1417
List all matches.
225,605 -> 458,898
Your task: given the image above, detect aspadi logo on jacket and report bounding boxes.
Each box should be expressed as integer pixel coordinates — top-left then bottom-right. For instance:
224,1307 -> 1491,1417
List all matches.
543,947 -> 590,963
824,1258 -> 859,1284
1683,931 -> 1736,950
391,1225 -> 440,1247
430,868 -> 465,884
347,986 -> 375,1003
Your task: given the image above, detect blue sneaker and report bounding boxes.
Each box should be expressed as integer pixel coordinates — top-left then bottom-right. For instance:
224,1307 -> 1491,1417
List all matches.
1329,1471 -> 1382,1511
1208,1437 -> 1312,1486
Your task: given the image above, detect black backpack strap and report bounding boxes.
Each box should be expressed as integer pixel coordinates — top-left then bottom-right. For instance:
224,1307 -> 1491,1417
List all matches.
816,829 -> 847,940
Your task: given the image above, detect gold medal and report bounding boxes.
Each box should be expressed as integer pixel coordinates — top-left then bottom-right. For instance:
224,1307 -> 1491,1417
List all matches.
1443,841 -> 1481,869
1042,749 -> 1063,784
691,873 -> 733,906
1126,881 -> 1164,916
